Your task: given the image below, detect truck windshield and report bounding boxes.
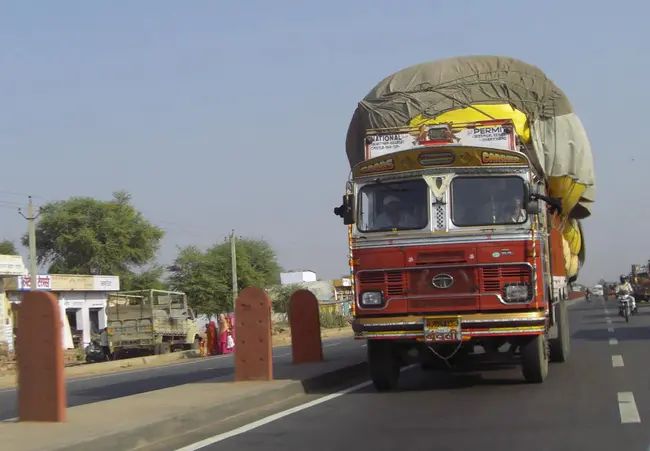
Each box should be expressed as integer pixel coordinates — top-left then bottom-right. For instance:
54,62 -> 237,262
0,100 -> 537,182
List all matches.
357,179 -> 429,232
451,176 -> 527,227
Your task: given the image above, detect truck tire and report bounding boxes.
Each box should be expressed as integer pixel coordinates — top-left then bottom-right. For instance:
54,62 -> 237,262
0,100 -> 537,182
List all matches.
192,337 -> 201,350
521,334 -> 548,383
159,342 -> 171,354
367,340 -> 400,391
549,300 -> 570,363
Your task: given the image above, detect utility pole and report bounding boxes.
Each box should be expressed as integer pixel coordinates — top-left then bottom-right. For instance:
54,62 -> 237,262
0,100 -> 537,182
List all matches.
18,196 -> 40,291
230,229 -> 238,311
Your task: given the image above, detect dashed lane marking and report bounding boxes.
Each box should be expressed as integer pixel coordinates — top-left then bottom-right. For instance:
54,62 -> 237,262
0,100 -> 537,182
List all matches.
618,392 -> 641,423
612,355 -> 624,367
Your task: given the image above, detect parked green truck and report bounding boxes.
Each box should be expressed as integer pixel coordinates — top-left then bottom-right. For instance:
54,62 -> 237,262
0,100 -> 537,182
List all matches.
106,289 -> 201,358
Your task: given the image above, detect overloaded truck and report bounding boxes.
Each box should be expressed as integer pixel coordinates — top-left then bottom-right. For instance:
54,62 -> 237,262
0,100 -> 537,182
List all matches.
333,55 -> 595,390
106,289 -> 201,358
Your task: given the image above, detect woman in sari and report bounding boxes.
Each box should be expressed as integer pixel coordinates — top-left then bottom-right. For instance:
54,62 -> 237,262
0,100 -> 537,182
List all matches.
226,313 -> 236,353
217,314 -> 229,355
206,321 -> 217,356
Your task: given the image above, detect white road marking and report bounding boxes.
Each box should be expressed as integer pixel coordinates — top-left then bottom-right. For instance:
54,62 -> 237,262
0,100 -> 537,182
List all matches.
618,392 -> 641,423
609,338 -> 619,346
174,364 -> 418,450
606,319 -> 612,324
604,309 -> 610,314
607,327 -> 615,333
612,355 -> 624,367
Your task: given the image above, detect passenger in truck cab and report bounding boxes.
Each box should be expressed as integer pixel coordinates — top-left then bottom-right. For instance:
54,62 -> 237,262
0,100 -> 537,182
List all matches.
505,196 -> 527,223
374,195 -> 418,230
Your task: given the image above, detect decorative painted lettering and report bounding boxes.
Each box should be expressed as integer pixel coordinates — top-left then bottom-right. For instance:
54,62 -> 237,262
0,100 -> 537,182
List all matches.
481,151 -> 522,165
359,158 -> 395,174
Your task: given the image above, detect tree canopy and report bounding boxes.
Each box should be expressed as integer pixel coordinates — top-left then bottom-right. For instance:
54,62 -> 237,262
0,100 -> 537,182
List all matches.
168,236 -> 282,314
0,239 -> 19,255
23,191 -> 164,282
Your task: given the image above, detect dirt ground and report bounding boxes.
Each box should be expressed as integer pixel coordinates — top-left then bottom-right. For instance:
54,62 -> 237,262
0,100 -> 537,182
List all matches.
0,345 -> 80,374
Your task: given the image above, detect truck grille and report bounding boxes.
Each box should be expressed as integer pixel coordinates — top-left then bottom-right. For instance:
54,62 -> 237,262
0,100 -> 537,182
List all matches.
480,265 -> 531,292
359,265 -> 531,298
358,271 -> 405,296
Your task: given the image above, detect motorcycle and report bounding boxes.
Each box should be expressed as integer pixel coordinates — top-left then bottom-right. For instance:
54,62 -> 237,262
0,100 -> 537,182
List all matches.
585,292 -> 592,302
618,293 -> 637,323
85,338 -> 107,363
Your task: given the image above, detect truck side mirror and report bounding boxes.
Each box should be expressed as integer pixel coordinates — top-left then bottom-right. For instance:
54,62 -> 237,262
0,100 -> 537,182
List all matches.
524,182 -> 540,215
334,194 -> 355,225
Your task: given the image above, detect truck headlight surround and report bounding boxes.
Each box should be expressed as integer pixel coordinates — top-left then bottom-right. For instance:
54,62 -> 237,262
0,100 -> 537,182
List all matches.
360,291 -> 384,307
503,283 -> 531,303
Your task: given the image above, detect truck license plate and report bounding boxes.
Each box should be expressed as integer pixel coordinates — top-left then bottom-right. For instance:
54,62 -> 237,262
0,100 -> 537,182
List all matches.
424,316 -> 462,343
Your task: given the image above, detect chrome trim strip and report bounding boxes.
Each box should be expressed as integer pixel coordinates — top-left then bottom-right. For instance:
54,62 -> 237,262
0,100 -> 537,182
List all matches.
356,327 -> 546,340
354,316 -> 546,328
352,234 -> 541,250
353,165 -> 531,183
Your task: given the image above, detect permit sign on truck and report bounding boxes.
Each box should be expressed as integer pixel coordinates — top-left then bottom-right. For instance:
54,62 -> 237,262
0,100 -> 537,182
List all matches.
365,121 -> 517,160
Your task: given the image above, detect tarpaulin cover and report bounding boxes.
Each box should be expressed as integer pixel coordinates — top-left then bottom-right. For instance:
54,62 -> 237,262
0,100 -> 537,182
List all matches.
345,55 -> 595,220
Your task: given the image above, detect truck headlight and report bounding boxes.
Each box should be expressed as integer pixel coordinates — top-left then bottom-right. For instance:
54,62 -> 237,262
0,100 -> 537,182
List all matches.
360,291 -> 384,307
503,284 -> 530,302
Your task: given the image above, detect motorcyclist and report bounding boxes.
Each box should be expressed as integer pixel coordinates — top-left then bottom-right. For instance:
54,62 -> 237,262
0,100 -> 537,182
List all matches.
584,287 -> 591,301
615,275 -> 637,314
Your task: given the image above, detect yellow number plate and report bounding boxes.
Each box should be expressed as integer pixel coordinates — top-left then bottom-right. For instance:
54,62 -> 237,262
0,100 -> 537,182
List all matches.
424,316 -> 462,343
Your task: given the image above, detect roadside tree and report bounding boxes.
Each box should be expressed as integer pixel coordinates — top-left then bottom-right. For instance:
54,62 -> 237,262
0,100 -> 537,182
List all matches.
0,239 -> 19,255
22,191 -> 164,287
168,236 -> 282,314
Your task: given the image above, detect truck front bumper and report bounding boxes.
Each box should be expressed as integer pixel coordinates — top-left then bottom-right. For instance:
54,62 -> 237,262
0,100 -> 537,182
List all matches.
352,311 -> 547,341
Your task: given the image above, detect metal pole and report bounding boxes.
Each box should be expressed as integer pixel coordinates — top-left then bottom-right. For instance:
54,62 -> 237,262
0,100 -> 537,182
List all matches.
230,229 -> 238,311
19,196 -> 40,291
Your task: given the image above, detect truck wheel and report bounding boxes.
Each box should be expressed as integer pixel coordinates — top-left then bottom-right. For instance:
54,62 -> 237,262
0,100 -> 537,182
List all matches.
159,342 -> 171,354
192,338 -> 201,350
549,301 -> 570,363
367,340 -> 401,391
521,334 -> 548,383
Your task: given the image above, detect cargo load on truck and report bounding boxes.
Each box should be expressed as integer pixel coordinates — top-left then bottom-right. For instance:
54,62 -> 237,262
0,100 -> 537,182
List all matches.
345,55 -> 595,280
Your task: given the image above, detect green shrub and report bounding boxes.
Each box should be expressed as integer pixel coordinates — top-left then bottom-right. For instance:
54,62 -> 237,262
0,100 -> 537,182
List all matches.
319,310 -> 348,329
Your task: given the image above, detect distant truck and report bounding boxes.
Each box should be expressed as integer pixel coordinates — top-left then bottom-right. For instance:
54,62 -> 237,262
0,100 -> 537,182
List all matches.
106,289 -> 201,358
631,263 -> 650,302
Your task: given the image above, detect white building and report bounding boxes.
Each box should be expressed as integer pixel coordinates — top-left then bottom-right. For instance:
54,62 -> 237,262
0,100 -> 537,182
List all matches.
0,255 -> 28,354
5,274 -> 121,349
280,270 -> 317,285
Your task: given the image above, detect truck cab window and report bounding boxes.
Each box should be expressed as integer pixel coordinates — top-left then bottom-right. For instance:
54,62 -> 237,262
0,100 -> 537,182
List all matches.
358,179 -> 429,232
451,176 -> 527,227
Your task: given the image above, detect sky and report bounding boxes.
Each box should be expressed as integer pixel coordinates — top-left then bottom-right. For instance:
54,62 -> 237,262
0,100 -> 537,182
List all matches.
0,0 -> 648,285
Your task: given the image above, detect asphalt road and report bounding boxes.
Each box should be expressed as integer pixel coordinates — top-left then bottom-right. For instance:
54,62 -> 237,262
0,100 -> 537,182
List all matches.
0,335 -> 361,421
189,297 -> 650,451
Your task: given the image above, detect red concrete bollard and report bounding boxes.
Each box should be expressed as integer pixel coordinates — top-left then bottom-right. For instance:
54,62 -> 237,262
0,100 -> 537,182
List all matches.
16,291 -> 66,422
234,287 -> 273,381
289,289 -> 323,364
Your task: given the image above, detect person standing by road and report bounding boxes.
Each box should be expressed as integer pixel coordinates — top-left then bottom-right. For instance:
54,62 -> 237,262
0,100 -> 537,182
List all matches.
99,327 -> 111,361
